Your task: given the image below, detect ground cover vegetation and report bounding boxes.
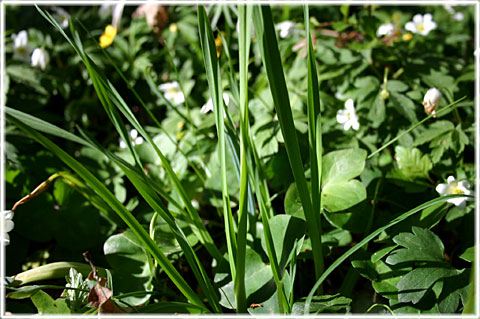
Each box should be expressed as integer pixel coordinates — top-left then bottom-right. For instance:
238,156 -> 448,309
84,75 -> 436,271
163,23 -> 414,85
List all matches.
3,3 -> 476,315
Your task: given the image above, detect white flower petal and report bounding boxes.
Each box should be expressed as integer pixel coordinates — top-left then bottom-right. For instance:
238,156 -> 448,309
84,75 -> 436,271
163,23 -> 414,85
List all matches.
201,99 -> 214,114
135,137 -> 144,145
436,183 -> 448,195
130,129 -> 138,139
336,111 -> 348,124
423,13 -> 433,23
345,99 -> 355,111
459,180 -> 471,189
119,139 -> 127,149
447,176 -> 456,184
5,220 -> 14,233
351,119 -> 360,131
405,22 -> 416,33
454,12 -> 464,21
413,14 -> 423,24
343,121 -> 352,131
4,233 -> 10,245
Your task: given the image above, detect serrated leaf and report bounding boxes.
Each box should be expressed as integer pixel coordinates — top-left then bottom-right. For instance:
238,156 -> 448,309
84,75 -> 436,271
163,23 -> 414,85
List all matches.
397,267 -> 458,304
393,146 -> 432,180
390,92 -> 417,123
413,121 -> 454,146
386,227 -> 445,265
292,294 -> 352,314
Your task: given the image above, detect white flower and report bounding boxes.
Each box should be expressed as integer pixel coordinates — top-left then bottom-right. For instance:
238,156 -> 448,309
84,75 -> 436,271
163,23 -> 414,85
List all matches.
422,88 -> 442,116
376,23 -> 395,37
444,5 -> 464,21
119,129 -> 144,149
275,21 -> 296,39
201,93 -> 230,115
453,12 -> 464,21
2,210 -> 14,245
336,99 -> 360,131
99,2 -> 124,28
31,48 -> 50,70
405,13 -> 437,36
11,30 -> 32,62
52,7 -> 70,29
158,81 -> 185,105
436,176 -> 473,209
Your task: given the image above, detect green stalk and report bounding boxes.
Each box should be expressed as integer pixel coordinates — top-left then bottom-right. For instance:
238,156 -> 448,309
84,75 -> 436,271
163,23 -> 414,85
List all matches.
233,5 -> 252,313
368,96 -> 467,159
304,5 -> 325,284
197,5 -> 238,296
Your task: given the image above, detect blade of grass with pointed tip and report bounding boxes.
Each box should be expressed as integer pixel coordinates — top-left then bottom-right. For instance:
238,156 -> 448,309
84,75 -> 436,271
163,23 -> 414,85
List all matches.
6,114 -> 208,311
303,193 -> 474,314
252,4 -> 324,281
197,6 -> 238,308
304,5 -> 325,285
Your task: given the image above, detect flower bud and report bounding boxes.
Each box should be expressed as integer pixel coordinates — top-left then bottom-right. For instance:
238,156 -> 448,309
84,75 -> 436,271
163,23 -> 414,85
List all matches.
422,88 -> 442,117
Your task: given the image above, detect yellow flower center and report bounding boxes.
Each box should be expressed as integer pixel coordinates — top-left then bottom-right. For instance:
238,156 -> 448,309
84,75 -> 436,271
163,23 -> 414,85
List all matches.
417,22 -> 425,31
452,187 -> 464,195
402,33 -> 413,41
99,25 -> 117,48
169,23 -> 178,33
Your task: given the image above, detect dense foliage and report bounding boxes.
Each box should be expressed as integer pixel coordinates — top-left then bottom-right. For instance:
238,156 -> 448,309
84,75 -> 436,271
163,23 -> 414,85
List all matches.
4,3 -> 475,315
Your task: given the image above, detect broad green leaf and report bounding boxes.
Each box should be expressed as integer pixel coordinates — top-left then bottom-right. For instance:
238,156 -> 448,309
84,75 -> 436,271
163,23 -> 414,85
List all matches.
260,215 -> 305,270
31,290 -> 71,314
214,247 -> 273,310
321,149 -> 367,212
459,247 -> 474,263
397,267 -> 458,304
386,227 -> 445,265
321,180 -> 366,212
387,80 -> 409,92
104,230 -> 153,305
292,294 -> 352,314
322,149 -> 367,185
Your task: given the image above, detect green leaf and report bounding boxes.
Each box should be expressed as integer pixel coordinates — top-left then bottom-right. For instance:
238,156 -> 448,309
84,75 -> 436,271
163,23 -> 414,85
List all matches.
260,215 -> 305,270
321,149 -> 367,212
104,230 -> 153,305
413,121 -> 454,146
322,180 -> 366,212
391,146 -> 432,180
397,267 -> 458,304
459,247 -> 474,263
390,92 -> 417,123
214,247 -> 273,310
386,227 -> 445,265
387,80 -> 409,92
31,290 -> 71,314
292,294 -> 352,314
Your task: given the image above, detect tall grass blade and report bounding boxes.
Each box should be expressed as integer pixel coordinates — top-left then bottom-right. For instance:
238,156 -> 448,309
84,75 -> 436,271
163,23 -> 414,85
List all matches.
252,4 -> 324,281
197,5 -> 238,307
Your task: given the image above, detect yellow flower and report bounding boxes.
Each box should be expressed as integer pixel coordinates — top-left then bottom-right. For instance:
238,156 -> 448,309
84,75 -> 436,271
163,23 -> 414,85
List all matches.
402,33 -> 413,41
99,24 -> 117,48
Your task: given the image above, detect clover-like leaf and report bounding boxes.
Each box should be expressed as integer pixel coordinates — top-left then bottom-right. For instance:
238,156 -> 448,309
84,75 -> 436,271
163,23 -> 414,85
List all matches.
321,148 -> 367,212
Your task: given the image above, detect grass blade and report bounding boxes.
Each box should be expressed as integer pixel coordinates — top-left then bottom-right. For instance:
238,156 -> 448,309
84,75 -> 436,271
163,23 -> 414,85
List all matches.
252,4 -> 324,281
